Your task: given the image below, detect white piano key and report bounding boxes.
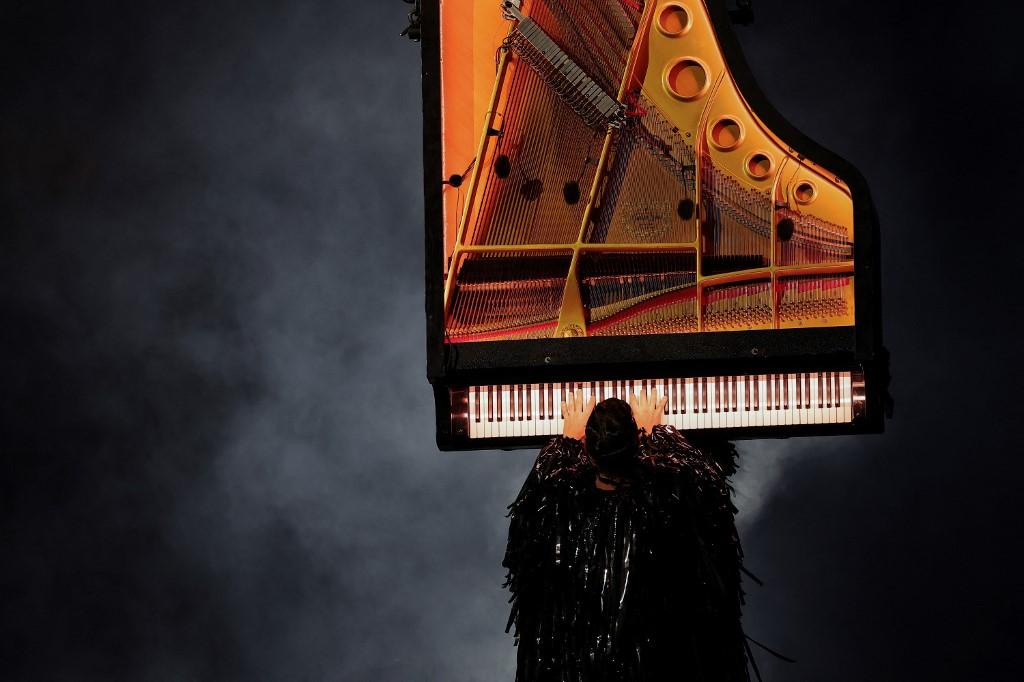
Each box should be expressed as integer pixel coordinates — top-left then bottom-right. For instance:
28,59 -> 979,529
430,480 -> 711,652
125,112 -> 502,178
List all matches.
796,373 -> 806,425
823,373 -> 834,424
755,375 -> 765,428
553,386 -> 563,435
784,374 -> 795,426
468,385 -> 478,438
841,372 -> 852,423
737,375 -> 746,428
491,385 -> 500,438
681,379 -> 693,431
510,385 -> 519,438
708,377 -> 718,430
512,382 -> 520,436
727,376 -> 737,429
525,385 -> 535,437
810,373 -> 821,426
828,373 -> 839,424
500,384 -> 510,438
483,386 -> 492,439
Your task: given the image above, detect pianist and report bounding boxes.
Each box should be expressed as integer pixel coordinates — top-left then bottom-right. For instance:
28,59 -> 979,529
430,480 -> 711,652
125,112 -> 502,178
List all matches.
502,390 -> 750,681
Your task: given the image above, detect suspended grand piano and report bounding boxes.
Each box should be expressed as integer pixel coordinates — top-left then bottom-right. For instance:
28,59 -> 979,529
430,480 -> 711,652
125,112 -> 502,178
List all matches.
421,0 -> 888,450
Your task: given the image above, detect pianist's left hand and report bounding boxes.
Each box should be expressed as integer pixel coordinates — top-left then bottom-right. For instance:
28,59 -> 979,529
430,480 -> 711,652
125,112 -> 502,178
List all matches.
561,390 -> 596,442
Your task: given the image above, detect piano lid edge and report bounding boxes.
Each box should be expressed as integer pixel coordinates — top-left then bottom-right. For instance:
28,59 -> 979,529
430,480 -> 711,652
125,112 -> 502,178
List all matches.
431,327 -> 858,378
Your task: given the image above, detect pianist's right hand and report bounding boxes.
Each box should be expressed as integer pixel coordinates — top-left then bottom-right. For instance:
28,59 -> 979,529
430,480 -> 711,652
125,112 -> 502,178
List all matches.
630,389 -> 668,434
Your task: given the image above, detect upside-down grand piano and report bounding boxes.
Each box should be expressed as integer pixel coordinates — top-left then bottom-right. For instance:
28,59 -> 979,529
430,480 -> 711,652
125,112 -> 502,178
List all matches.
420,0 -> 889,450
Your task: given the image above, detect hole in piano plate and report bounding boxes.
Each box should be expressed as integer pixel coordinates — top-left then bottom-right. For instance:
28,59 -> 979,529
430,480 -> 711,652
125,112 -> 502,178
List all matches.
563,181 -> 581,205
677,199 -> 695,220
745,151 -> 774,180
495,155 -> 512,179
777,218 -> 795,242
665,58 -> 709,101
710,117 -> 744,151
794,181 -> 817,204
658,4 -> 692,36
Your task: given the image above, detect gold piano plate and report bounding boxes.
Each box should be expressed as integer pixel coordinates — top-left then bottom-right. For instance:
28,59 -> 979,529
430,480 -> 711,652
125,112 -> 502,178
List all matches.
437,0 -> 856,343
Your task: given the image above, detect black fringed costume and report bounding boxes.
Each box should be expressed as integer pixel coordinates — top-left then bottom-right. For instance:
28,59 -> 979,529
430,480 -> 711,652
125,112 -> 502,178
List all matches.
503,425 -> 750,681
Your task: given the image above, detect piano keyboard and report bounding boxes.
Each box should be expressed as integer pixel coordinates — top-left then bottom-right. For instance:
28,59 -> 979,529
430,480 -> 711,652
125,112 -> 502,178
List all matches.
451,371 -> 865,440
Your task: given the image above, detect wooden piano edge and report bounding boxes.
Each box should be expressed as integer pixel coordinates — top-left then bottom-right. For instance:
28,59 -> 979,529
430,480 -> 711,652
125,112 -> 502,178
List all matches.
436,422 -> 877,453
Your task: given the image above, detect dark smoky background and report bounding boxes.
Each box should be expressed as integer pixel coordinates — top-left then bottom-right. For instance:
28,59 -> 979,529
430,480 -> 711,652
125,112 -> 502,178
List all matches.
1,1 -> 1020,680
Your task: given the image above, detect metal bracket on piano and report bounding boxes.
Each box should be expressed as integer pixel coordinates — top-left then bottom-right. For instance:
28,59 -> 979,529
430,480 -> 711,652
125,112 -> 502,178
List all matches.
500,0 -> 627,130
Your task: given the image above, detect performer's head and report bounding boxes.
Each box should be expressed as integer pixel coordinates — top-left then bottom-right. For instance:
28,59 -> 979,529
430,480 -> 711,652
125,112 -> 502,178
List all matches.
584,398 -> 640,476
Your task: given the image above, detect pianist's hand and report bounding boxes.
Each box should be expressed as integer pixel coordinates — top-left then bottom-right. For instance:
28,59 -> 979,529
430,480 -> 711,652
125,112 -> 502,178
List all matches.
562,389 -> 596,442
630,389 -> 668,434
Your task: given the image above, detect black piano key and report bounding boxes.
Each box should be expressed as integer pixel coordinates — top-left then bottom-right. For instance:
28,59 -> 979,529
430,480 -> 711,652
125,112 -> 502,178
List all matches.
744,375 -> 751,412
795,373 -> 802,409
489,385 -> 496,422
835,372 -> 842,407
782,374 -> 789,410
548,383 -> 555,419
662,380 -> 669,415
817,372 -> 824,409
804,373 -> 811,409
526,384 -> 532,420
731,376 -> 738,412
715,376 -> 722,413
474,386 -> 481,423
701,377 -> 708,413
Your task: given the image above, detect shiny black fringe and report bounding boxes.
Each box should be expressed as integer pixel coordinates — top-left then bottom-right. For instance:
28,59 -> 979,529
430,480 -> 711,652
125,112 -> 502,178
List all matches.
503,425 -> 750,681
